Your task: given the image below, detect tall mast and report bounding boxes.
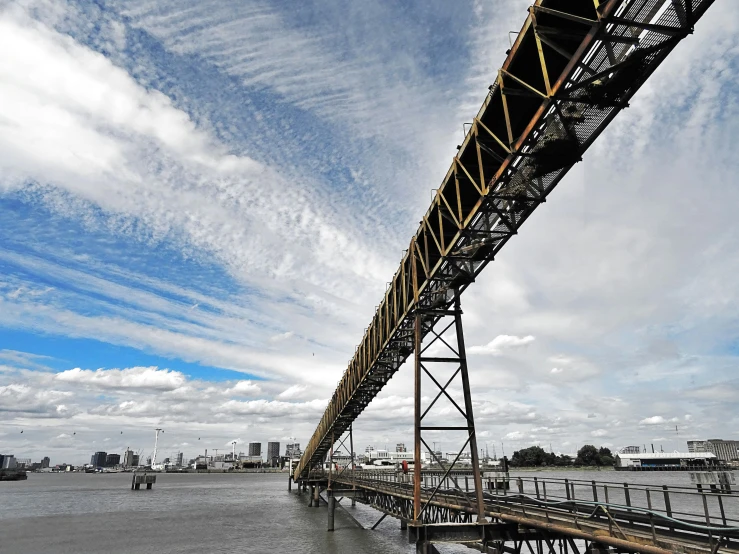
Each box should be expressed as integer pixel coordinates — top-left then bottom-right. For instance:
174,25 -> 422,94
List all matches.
152,428 -> 162,467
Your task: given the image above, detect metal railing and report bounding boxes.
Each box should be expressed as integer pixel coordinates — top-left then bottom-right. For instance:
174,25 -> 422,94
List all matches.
313,469 -> 739,548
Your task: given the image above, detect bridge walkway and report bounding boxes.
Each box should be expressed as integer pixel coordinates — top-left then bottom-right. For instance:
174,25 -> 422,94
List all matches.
303,471 -> 739,554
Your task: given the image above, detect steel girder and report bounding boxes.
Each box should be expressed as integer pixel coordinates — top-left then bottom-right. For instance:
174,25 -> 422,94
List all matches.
295,0 -> 716,480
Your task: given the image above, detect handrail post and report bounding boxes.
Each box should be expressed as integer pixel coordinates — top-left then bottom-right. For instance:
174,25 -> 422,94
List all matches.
662,485 -> 673,532
646,488 -> 657,542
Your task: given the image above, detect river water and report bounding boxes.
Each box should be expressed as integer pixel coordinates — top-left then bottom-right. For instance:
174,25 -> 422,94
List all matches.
0,470 -> 735,553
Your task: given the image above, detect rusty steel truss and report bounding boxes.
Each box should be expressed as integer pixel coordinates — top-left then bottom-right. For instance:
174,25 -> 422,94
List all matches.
295,0 -> 716,481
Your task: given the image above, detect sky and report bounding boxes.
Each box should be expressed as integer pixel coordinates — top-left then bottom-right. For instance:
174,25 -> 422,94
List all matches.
1,0 -> 738,466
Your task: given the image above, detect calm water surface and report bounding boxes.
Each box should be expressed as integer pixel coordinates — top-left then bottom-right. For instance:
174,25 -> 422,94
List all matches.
1,470 -> 735,553
0,472 -> 466,554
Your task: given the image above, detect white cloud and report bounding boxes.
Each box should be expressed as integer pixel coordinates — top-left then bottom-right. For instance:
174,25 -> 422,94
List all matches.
56,367 -> 186,391
276,384 -> 309,400
639,416 -> 666,425
225,380 -> 262,396
550,368 -> 563,374
504,431 -> 526,440
591,429 -> 608,438
469,335 -> 535,355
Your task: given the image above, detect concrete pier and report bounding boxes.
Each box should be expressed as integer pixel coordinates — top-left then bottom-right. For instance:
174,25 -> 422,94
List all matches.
131,473 -> 156,490
313,484 -> 320,507
327,495 -> 335,531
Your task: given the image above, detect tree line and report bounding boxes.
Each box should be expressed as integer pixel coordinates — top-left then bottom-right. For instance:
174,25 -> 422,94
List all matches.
508,445 -> 614,467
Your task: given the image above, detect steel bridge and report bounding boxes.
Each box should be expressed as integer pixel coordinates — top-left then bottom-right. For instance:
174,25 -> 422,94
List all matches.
292,0 -> 725,551
297,470 -> 738,554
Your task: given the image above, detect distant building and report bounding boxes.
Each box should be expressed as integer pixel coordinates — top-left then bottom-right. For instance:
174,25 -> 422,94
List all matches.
323,450 -> 354,470
91,451 -> 107,468
41,457 -> 50,469
396,443 -> 406,453
132,454 -> 140,466
687,441 -> 709,453
285,443 -> 301,458
106,454 -> 121,467
267,442 -> 280,467
122,449 -> 136,468
15,458 -> 31,469
248,442 -> 262,458
620,446 -> 641,454
176,452 -> 184,467
614,451 -> 718,471
364,449 -> 414,466
0,455 -> 17,469
706,439 -> 739,462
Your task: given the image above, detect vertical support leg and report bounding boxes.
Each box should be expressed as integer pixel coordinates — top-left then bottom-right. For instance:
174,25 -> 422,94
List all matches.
350,423 -> 356,506
401,519 -> 408,530
329,428 -> 334,492
309,485 -> 315,507
454,288 -> 488,522
313,483 -> 320,508
413,311 -> 423,523
146,482 -> 152,490
288,474 -> 292,492
327,495 -> 335,531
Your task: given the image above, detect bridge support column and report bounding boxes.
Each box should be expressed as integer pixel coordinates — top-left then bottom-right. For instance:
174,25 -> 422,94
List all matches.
313,483 -> 320,507
327,494 -> 335,531
401,520 -> 407,531
350,423 -> 356,506
288,475 -> 292,492
411,287 -> 488,524
308,485 -> 314,507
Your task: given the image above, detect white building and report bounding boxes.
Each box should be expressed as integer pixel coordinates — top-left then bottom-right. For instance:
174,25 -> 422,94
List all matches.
364,449 -> 415,466
614,451 -> 718,471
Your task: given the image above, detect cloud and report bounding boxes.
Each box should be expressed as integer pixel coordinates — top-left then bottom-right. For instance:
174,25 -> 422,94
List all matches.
276,384 -> 309,400
504,431 -> 526,440
217,398 -> 326,417
591,429 -> 608,438
550,368 -> 563,374
225,380 -> 262,396
639,416 -> 666,425
269,332 -> 294,343
55,367 -> 186,391
469,335 -> 535,355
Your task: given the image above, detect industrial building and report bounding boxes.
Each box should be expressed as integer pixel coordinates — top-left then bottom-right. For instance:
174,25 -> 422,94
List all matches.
0,454 -> 16,469
364,448 -> 414,465
285,443 -> 301,458
267,442 -> 280,467
105,453 -> 120,467
90,451 -> 107,468
705,439 -> 739,463
614,451 -> 718,471
248,442 -> 261,458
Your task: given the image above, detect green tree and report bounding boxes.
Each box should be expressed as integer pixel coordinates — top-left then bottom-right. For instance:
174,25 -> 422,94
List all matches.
555,454 -> 573,466
510,446 -> 551,467
598,447 -> 614,466
575,445 -> 600,466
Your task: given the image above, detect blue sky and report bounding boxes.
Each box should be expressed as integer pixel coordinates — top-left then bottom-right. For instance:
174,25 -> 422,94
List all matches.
1,0 -> 738,465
